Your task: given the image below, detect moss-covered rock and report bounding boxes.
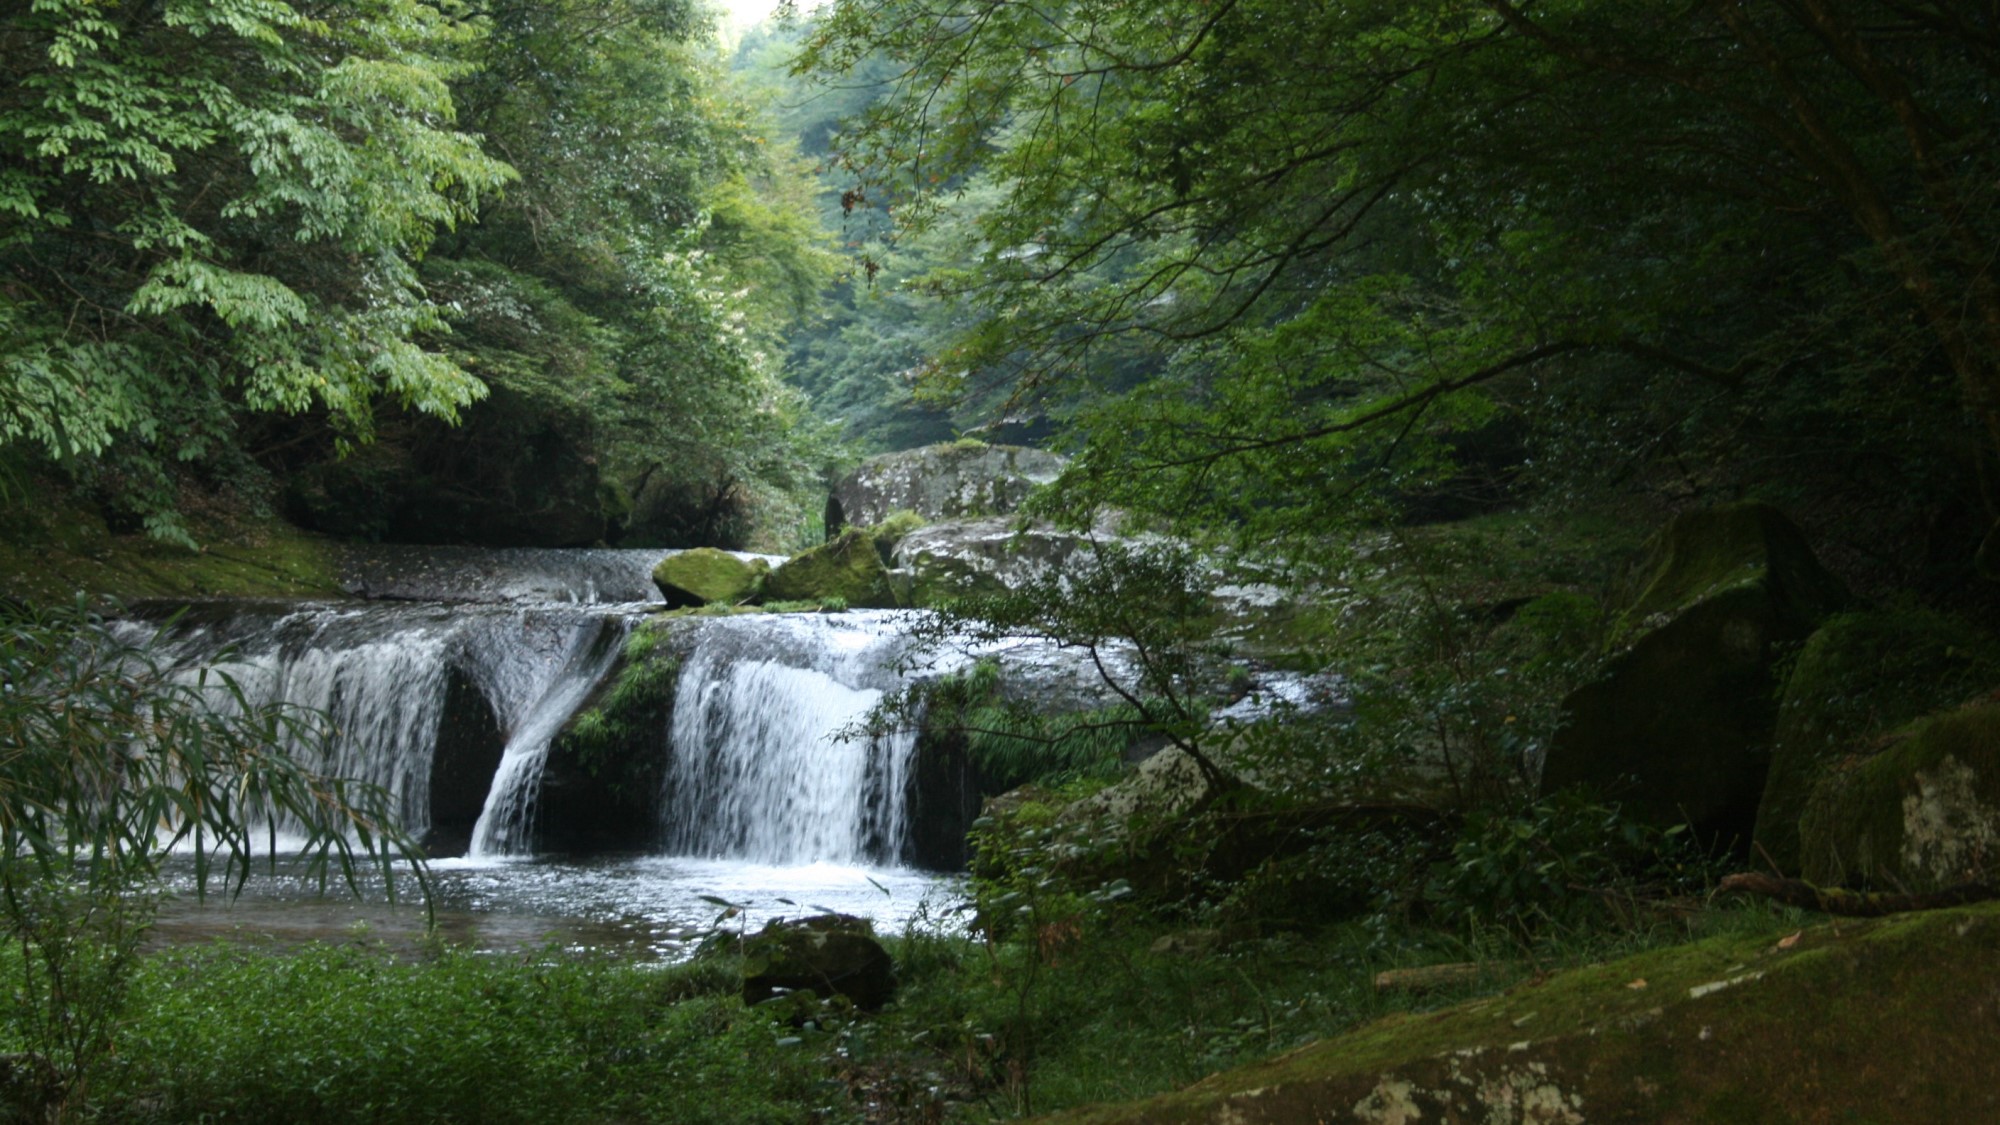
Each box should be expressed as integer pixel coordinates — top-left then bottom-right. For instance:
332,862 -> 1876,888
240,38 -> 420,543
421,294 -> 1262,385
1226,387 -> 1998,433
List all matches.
1799,700 -> 2000,891
1038,903 -> 2000,1124
1540,503 -> 1848,839
538,625 -> 681,852
650,548 -> 768,608
1614,502 -> 1849,639
1754,609 -> 2000,874
762,529 -> 899,608
740,914 -> 896,1011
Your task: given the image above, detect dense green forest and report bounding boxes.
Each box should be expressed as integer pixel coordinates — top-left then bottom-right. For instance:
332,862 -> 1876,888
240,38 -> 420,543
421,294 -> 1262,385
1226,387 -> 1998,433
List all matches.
3,0 -> 2000,1121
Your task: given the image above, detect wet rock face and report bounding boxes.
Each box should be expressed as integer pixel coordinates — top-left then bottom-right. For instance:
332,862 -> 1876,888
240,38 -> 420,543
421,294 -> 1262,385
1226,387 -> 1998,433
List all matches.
1038,904 -> 2000,1125
423,666 -> 506,858
1540,503 -> 1848,841
1800,701 -> 2000,891
825,442 -> 1067,535
740,914 -> 897,1011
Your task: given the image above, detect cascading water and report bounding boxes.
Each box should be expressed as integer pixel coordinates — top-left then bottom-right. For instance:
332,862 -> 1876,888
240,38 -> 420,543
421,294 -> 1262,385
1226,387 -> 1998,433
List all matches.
469,621 -> 628,857
135,595 -> 647,851
661,612 -> 922,866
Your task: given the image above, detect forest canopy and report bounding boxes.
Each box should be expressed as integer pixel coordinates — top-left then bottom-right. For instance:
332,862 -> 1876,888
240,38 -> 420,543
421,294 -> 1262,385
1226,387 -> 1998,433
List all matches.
789,0 -> 2000,582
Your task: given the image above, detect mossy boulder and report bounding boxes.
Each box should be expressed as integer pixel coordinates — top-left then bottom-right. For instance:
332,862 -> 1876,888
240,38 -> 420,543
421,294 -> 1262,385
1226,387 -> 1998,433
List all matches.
1540,503 -> 1848,839
650,548 -> 768,608
1753,609 -> 2000,874
1799,700 -> 2000,891
762,529 -> 899,608
825,441 -> 1067,535
1038,903 -> 2000,1125
866,509 -> 928,564
740,914 -> 896,1011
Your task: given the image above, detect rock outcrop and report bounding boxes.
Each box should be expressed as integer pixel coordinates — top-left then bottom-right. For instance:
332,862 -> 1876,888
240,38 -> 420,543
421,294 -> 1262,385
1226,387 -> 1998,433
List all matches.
891,516 -> 1099,605
1540,503 -> 1848,839
1799,700 -> 2000,891
1753,609 -> 1999,874
826,442 -> 1067,535
1036,903 -> 2000,1124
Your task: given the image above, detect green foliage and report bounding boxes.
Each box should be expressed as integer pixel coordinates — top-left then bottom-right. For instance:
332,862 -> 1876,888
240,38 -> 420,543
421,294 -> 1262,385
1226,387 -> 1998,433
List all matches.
1428,791 -> 1714,939
918,659 -> 1140,792
909,540 -> 1228,781
0,0 -> 514,539
789,0 -> 2000,582
78,944 -> 814,1125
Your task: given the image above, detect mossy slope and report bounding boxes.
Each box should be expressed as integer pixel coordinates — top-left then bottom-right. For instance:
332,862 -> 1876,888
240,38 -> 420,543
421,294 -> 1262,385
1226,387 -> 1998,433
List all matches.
0,491 -> 344,604
1039,903 -> 2000,1124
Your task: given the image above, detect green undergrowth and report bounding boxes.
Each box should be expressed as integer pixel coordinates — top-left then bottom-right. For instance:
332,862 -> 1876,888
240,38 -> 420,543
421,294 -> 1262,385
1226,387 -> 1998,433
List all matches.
917,660 -> 1146,792
65,943 -> 819,1125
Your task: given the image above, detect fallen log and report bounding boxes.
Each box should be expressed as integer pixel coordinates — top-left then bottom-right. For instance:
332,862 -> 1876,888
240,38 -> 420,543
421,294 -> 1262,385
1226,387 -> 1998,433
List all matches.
1717,872 -> 2000,917
1372,962 -> 1490,995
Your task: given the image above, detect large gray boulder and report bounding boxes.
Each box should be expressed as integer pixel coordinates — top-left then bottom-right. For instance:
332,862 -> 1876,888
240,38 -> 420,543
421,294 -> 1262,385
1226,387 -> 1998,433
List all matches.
891,516 -> 1097,605
826,442 -> 1067,534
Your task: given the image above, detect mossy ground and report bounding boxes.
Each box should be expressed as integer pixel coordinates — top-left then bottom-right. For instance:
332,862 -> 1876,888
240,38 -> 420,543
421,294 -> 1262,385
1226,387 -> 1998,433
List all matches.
0,476 -> 344,604
1037,902 -> 2000,1124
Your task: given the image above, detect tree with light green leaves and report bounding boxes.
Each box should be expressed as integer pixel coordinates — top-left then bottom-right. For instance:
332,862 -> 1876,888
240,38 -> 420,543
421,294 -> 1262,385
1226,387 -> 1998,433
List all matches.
0,0 -> 514,540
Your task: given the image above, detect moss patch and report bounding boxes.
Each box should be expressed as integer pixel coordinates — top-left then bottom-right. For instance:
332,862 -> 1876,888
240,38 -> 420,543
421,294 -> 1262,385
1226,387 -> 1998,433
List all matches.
1755,609 -> 2000,874
0,480 -> 344,604
762,528 -> 899,608
1040,902 -> 2000,1124
1800,700 -> 2000,890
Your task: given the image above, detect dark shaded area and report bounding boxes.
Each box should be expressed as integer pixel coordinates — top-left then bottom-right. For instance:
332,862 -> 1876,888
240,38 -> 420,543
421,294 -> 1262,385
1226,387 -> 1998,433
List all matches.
283,390 -> 616,548
902,735 -> 984,871
423,668 -> 507,858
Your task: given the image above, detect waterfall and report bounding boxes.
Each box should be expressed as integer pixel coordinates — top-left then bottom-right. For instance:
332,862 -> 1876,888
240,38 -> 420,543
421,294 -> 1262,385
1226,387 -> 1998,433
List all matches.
661,613 -> 921,866
469,620 -> 627,857
139,600 -> 637,850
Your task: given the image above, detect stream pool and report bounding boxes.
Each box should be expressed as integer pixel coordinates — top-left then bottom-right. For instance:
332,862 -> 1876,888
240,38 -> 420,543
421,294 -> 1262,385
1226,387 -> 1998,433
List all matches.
151,855 -> 961,960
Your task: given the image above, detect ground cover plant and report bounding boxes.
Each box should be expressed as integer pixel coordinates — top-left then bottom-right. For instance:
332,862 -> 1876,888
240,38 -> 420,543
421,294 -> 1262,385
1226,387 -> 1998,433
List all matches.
70,944 -> 820,1125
